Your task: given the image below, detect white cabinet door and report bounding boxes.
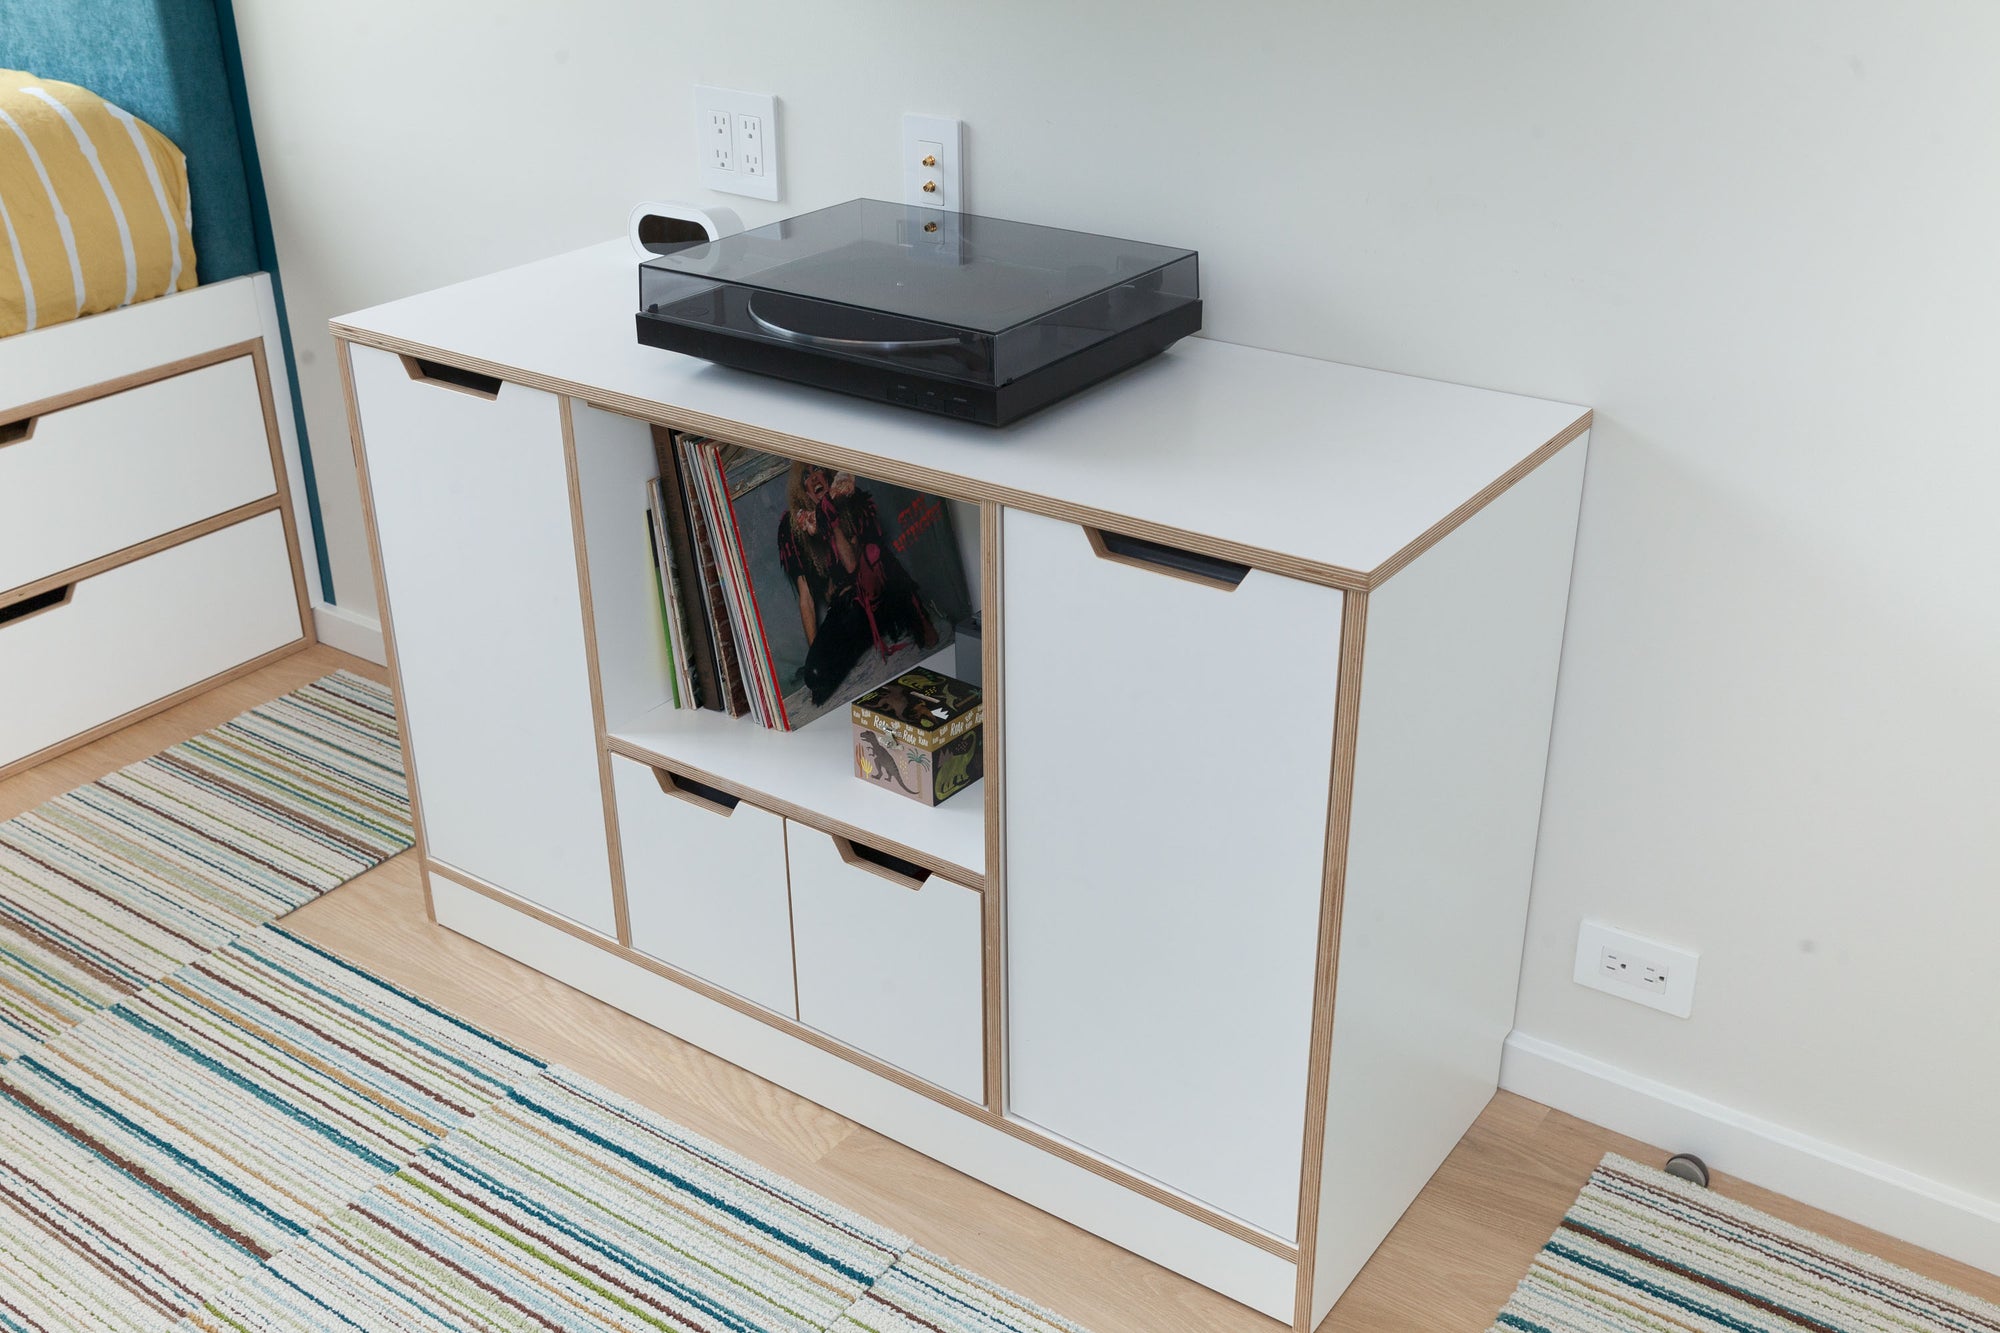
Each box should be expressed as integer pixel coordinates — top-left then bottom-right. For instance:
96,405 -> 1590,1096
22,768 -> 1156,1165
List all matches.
1002,509 -> 1344,1239
788,823 -> 985,1102
349,346 -> 615,935
613,756 -> 796,1016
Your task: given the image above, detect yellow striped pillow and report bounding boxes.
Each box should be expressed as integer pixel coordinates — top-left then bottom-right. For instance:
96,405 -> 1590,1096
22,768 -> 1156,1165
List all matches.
0,69 -> 199,338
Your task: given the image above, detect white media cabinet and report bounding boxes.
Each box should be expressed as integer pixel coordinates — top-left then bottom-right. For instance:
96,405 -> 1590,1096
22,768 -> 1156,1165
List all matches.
334,239 -> 1591,1331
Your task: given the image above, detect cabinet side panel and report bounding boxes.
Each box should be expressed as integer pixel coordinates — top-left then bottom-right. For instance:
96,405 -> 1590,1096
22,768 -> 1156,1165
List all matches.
349,345 -> 616,936
1309,438 -> 1588,1325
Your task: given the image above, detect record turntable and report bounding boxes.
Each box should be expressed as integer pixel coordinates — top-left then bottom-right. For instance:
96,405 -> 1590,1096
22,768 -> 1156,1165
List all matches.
636,199 -> 1201,426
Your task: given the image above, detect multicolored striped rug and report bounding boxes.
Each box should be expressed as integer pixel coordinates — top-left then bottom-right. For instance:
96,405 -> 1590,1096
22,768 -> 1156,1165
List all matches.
0,671 -> 413,1061
1493,1154 -> 2000,1333
0,672 -> 1089,1333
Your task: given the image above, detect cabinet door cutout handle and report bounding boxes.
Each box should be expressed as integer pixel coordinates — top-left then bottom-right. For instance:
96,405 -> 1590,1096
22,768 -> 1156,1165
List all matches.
834,836 -> 932,891
399,355 -> 503,400
1084,527 -> 1249,590
0,583 -> 74,629
0,416 -> 35,447
653,766 -> 740,816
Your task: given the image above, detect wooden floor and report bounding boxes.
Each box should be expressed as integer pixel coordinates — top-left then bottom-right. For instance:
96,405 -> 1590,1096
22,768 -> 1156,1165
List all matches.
9,640 -> 1999,1332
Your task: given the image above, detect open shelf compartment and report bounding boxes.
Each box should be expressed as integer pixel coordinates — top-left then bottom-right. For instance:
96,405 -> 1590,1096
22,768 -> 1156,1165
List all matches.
570,402 -> 989,883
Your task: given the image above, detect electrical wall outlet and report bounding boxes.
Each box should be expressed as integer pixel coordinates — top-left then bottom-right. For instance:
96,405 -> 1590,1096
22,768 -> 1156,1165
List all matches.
704,109 -> 732,173
735,112 -> 765,177
1573,921 -> 1699,1018
695,86 -> 780,201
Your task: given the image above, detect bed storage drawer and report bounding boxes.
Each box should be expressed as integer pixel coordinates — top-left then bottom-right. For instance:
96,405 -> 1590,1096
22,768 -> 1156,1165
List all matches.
0,355 -> 279,592
0,511 -> 305,769
786,823 -> 984,1102
613,755 -> 797,1017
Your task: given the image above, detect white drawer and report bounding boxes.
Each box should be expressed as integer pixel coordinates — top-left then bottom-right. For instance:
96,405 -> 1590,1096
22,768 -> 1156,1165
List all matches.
613,755 -> 796,1017
786,823 -> 983,1102
0,511 -> 305,769
0,355 -> 279,593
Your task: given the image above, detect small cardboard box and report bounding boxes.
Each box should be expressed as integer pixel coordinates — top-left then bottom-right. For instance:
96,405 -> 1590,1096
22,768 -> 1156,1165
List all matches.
852,668 -> 983,807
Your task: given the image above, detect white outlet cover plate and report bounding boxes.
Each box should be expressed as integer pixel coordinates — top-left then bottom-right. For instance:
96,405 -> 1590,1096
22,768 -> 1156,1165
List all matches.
901,113 -> 965,212
1573,920 -> 1700,1018
695,85 -> 780,201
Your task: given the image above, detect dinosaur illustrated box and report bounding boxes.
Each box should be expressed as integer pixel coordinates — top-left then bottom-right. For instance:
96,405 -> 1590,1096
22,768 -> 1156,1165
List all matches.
850,668 -> 983,808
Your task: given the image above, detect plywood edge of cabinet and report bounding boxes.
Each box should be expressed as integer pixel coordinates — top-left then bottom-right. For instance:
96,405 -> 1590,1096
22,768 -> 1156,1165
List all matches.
246,337 -> 320,647
604,734 -> 985,890
427,851 -> 1301,1262
0,635 -> 310,784
336,336 -> 438,924
426,857 -> 619,947
398,353 -> 501,400
983,1114 -> 1301,1261
979,499 -> 1005,1116
1291,590 -> 1370,1333
651,765 -> 746,817
0,496 -> 285,611
1365,410 -> 1593,590
326,326 -> 1374,592
559,397 -> 636,948
1,337 -> 265,427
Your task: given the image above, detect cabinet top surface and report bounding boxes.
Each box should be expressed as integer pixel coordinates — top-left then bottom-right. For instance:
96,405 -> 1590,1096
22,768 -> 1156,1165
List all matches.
334,240 -> 1588,584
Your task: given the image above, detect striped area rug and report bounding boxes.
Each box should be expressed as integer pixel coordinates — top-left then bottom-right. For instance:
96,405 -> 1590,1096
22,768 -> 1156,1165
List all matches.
0,671 -> 412,1061
0,671 -> 1088,1333
0,668 -> 412,1064
1493,1154 -> 2000,1333
0,920 -> 1091,1333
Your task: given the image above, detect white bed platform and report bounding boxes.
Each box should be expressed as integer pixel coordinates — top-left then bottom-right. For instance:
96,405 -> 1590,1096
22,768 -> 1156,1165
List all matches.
0,274 -> 322,777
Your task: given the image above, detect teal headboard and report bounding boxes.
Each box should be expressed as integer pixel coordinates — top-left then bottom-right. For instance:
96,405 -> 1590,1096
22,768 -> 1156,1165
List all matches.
3,0 -> 259,282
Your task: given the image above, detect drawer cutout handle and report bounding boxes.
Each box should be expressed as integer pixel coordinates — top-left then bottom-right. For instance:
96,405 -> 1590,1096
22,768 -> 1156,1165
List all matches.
399,355 -> 503,400
0,583 -> 74,629
1084,527 -> 1248,591
0,416 -> 34,447
653,766 -> 740,816
834,836 -> 932,891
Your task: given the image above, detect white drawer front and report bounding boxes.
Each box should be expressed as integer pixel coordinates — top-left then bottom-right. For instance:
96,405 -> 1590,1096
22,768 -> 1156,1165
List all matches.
0,512 -> 304,767
787,824 -> 983,1102
613,756 -> 796,1017
1001,509 -> 1344,1239
349,346 -> 615,937
0,356 -> 278,592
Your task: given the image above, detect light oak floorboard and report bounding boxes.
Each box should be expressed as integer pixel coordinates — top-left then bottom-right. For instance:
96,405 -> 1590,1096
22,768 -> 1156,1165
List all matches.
14,646 -> 2000,1331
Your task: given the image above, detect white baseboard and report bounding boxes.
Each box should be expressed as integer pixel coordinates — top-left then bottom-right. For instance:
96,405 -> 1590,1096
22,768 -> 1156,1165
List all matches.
311,602 -> 387,666
1500,1032 -> 2000,1276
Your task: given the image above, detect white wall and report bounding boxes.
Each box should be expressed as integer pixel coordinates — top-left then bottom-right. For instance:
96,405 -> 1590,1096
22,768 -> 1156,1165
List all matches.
236,0 -> 2000,1253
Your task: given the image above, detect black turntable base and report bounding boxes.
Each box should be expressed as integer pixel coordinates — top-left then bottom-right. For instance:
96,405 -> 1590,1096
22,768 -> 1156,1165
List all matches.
636,199 -> 1201,426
